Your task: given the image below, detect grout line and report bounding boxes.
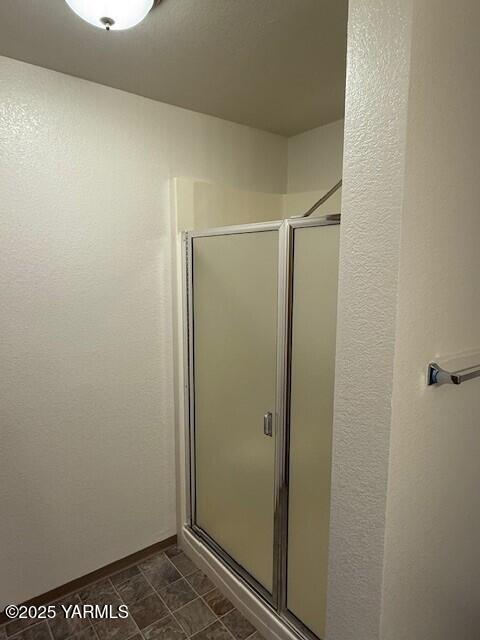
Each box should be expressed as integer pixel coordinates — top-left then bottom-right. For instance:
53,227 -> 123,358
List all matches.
0,544 -> 178,638
163,583 -> 217,638
170,580 -> 236,640
166,559 -> 254,640
203,612 -> 237,640
3,548 -> 260,640
4,597 -> 97,640
0,549 -> 179,640
135,562 -> 175,622
110,578 -> 144,639
165,556 -> 198,581
197,586 -> 237,636
3,620 -> 39,640
4,615 -> 50,639
109,570 -> 141,591
198,593 -> 229,619
138,570 -> 193,600
139,553 -> 207,628
89,626 -> 101,640
169,598 -> 198,615
139,613 -> 172,638
107,543 -> 178,592
216,621 -> 237,640
184,619 -> 218,638
180,571 -> 213,600
7,620 -> 51,640
136,552 -> 206,608
45,618 -> 57,640
50,593 -> 97,640
218,610 -> 259,640
163,554 -> 198,580
65,625 -> 100,640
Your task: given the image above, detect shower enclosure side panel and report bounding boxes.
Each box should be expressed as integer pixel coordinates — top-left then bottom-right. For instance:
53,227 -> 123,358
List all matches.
286,224 -> 340,638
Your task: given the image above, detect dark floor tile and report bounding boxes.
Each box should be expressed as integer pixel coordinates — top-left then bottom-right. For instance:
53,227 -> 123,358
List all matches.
5,617 -> 36,637
110,566 -> 141,589
185,572 -> 214,597
220,610 -> 256,640
142,616 -> 186,640
203,589 -> 234,617
70,628 -> 98,640
49,595 -> 90,640
0,626 -> 7,640
138,556 -> 180,591
247,633 -> 264,640
138,552 -> 165,569
159,580 -> 196,612
128,594 -> 168,630
15,621 -> 51,640
166,554 -> 196,578
116,574 -> 153,606
94,615 -> 136,640
190,621 -> 231,640
79,580 -> 119,607
174,599 -> 216,636
164,547 -> 182,559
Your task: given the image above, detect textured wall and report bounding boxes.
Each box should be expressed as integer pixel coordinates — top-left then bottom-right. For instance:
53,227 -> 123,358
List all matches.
326,2 -> 413,639
0,55 -> 287,608
381,2 -> 480,638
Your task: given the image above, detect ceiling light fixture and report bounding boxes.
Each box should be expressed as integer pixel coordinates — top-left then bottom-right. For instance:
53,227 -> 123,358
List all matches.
65,0 -> 155,31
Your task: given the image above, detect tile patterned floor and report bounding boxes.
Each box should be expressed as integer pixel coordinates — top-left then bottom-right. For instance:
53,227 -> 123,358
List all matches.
0,545 -> 264,640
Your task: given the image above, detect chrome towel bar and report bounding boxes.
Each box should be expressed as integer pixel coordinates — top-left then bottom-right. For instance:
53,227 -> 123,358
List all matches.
427,361 -> 480,386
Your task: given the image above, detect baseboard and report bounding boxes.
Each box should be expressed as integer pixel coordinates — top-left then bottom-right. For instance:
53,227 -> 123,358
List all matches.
0,535 -> 176,624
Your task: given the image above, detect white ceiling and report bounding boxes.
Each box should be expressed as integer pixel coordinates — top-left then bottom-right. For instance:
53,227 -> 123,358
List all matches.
0,0 -> 348,136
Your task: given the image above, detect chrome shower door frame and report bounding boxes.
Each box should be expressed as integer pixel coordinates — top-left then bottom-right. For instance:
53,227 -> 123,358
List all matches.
277,216 -> 340,640
182,216 -> 340,640
182,220 -> 285,608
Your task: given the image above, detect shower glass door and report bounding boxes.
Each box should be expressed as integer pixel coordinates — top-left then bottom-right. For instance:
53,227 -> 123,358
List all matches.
188,224 -> 280,597
285,221 -> 340,638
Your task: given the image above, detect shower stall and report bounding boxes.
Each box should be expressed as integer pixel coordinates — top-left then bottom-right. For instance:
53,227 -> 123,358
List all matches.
181,216 -> 340,640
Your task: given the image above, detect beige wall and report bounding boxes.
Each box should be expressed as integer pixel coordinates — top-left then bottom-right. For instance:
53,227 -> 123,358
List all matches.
0,55 -> 287,608
286,119 -> 344,220
172,116 -> 346,232
381,2 -> 480,638
175,114 -> 348,230
174,179 -> 341,231
328,1 -> 480,639
326,2 -> 413,638
287,119 -> 344,194
174,179 -> 283,231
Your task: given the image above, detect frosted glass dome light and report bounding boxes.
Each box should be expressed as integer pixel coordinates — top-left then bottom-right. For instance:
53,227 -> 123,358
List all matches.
65,0 -> 154,31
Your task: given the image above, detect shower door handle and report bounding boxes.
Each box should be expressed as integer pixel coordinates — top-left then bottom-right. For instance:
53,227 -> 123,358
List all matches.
263,411 -> 273,437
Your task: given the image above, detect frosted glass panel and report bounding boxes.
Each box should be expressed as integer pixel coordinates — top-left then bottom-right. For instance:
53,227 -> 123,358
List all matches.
192,230 -> 278,592
286,224 -> 340,637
